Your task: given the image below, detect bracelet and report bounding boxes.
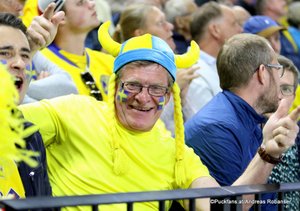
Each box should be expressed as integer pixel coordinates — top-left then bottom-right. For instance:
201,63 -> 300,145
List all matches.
257,146 -> 282,165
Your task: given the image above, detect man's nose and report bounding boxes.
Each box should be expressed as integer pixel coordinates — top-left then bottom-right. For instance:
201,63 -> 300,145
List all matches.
10,56 -> 26,72
135,87 -> 151,102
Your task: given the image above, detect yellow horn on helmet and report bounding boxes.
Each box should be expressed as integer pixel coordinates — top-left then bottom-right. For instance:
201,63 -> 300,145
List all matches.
175,41 -> 200,68
98,21 -> 121,57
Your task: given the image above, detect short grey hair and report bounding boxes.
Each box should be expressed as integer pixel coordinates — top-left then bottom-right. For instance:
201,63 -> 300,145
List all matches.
164,0 -> 195,24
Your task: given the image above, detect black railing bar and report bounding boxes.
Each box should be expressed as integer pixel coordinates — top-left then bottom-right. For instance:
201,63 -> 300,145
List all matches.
253,193 -> 262,211
277,192 -> 283,211
92,204 -> 98,211
127,202 -> 133,211
189,198 -> 195,211
158,200 -> 165,211
1,183 -> 300,210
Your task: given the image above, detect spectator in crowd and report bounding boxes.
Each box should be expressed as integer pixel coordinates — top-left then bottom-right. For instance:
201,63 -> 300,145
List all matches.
185,33 -> 290,210
255,0 -> 287,22
0,13 -> 51,199
39,0 -> 114,101
0,0 -> 78,104
164,0 -> 198,54
255,0 -> 300,76
19,22 -> 300,211
243,15 -> 285,54
85,0 -> 115,51
114,3 -> 176,51
183,1 -> 242,121
114,3 -> 200,134
280,1 -> 300,71
269,55 -> 300,211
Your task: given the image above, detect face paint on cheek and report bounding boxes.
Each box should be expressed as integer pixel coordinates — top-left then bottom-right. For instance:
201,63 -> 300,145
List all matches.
0,60 -> 7,65
117,86 -> 130,103
157,96 -> 165,110
25,64 -> 32,82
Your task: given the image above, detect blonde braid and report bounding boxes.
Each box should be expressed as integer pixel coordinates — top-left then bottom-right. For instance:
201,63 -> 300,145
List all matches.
107,73 -> 128,175
172,82 -> 186,187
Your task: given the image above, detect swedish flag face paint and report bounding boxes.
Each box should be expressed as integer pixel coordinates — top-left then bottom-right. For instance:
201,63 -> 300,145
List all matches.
117,86 -> 130,103
25,64 -> 33,82
157,96 -> 165,110
0,60 -> 7,65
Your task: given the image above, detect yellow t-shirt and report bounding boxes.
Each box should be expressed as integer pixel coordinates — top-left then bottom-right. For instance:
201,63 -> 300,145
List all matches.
20,95 -> 210,211
40,45 -> 114,101
21,0 -> 39,27
0,158 -> 25,199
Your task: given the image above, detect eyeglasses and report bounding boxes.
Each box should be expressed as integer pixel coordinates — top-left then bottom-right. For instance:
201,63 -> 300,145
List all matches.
265,64 -> 285,78
81,72 -> 103,101
280,84 -> 295,96
121,81 -> 169,97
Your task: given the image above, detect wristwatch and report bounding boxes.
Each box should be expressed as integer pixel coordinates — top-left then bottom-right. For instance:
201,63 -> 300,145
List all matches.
257,146 -> 282,165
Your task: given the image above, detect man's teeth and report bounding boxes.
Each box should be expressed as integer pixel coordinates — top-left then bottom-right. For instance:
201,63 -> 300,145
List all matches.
14,77 -> 23,89
133,107 -> 151,111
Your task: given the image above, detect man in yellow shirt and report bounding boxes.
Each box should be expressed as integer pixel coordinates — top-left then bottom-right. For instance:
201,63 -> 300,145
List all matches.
0,13 -> 51,198
20,22 -> 300,210
27,0 -> 114,101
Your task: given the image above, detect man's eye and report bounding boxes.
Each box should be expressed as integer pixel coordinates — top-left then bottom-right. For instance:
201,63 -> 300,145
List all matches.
127,83 -> 141,89
0,51 -> 11,57
21,54 -> 30,59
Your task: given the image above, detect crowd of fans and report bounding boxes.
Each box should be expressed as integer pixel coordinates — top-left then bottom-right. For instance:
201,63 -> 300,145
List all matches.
1,0 -> 300,210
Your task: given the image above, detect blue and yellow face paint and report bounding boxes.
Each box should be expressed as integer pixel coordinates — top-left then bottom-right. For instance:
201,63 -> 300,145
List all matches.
117,86 -> 130,103
0,60 -> 7,65
0,60 -> 33,83
157,96 -> 165,110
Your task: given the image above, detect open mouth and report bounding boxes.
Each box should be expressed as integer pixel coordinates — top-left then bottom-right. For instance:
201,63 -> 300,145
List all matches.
14,77 -> 23,90
130,105 -> 152,112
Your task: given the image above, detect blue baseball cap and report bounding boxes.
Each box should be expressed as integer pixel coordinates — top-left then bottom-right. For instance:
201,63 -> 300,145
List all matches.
243,16 -> 285,38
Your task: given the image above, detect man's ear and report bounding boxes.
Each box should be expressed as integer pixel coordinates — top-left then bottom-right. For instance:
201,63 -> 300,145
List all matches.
133,28 -> 144,37
256,64 -> 268,85
208,22 -> 221,40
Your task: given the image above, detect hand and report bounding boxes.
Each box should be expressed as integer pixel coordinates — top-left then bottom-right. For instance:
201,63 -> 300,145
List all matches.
27,2 -> 65,54
176,66 -> 200,103
176,65 -> 200,90
262,99 -> 300,158
37,71 -> 50,80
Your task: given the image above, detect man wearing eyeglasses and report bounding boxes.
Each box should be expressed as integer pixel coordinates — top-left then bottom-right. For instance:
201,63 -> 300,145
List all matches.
269,55 -> 300,211
185,34 -> 295,210
19,24 -> 300,210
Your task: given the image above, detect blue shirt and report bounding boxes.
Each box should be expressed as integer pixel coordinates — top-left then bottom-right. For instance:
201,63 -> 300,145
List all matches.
184,91 -> 279,210
185,90 -> 265,185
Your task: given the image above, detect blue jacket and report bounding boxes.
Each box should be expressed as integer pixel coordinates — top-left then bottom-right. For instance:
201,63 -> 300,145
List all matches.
184,91 -> 278,210
185,90 -> 265,185
18,122 -> 52,197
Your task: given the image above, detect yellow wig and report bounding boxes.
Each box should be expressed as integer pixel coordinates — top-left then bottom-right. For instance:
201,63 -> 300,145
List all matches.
0,64 -> 38,167
98,21 -> 200,186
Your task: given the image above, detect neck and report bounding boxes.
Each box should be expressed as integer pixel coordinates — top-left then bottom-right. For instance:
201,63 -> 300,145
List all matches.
198,38 -> 220,58
54,31 -> 88,55
232,81 -> 262,115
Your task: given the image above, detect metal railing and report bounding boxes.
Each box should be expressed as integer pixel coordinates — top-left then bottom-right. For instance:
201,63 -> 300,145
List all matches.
1,183 -> 300,211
